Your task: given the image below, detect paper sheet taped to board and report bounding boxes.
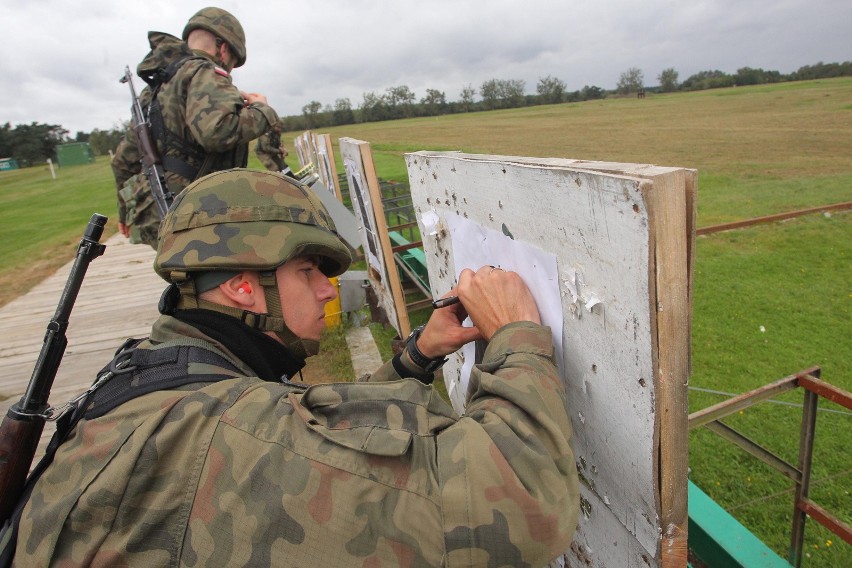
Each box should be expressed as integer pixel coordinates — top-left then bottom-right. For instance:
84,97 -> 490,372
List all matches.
437,213 -> 563,397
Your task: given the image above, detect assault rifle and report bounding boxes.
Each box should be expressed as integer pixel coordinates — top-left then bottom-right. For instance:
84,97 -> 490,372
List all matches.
120,66 -> 173,219
0,214 -> 107,522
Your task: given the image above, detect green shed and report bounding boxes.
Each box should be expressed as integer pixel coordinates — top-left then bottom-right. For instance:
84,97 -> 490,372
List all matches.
0,157 -> 19,171
56,142 -> 95,167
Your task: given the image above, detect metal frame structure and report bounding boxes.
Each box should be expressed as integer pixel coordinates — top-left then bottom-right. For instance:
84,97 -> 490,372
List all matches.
688,367 -> 852,566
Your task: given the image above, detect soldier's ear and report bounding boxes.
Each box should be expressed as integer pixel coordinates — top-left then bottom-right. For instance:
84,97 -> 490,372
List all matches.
220,272 -> 258,307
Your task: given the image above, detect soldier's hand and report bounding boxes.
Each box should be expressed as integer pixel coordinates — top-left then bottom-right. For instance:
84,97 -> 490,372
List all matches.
417,290 -> 481,358
118,222 -> 130,238
241,91 -> 268,106
457,266 -> 541,340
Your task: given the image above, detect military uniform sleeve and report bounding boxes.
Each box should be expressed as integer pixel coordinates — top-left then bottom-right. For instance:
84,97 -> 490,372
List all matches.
438,321 -> 580,567
184,65 -> 279,152
357,358 -> 403,383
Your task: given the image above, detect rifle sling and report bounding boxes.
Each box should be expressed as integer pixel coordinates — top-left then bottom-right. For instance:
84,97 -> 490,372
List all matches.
146,56 -> 207,182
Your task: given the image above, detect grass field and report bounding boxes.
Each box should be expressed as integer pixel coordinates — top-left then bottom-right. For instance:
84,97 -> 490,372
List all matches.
1,78 -> 849,565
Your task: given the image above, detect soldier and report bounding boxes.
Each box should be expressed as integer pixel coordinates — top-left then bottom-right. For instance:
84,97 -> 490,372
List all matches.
254,121 -> 293,175
112,6 -> 279,248
14,169 -> 579,567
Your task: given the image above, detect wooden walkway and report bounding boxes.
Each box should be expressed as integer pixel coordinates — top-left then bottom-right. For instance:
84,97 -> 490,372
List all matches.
0,234 -> 163,457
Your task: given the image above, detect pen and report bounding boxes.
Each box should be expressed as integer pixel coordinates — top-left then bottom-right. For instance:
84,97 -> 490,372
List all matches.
432,296 -> 460,309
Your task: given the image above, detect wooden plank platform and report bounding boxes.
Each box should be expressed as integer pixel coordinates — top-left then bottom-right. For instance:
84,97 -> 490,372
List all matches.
0,234 -> 163,459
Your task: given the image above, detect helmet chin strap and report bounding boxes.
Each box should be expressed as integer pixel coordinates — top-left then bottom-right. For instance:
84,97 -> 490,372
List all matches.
255,272 -> 320,358
173,271 -> 319,359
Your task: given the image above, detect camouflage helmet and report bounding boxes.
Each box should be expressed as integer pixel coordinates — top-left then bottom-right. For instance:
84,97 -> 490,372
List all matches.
154,169 -> 352,283
182,7 -> 247,68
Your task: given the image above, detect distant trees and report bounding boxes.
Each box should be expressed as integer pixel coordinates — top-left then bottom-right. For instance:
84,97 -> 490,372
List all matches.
459,85 -> 476,112
420,89 -> 448,116
0,121 -> 69,166
617,67 -> 645,95
10,60 -> 852,153
385,85 -> 417,119
301,101 -> 323,129
791,61 -> 852,80
332,98 -> 355,126
681,70 -> 735,91
480,78 -> 526,110
658,68 -> 679,92
269,58 -> 852,131
87,126 -> 126,156
537,75 -> 567,104
359,91 -> 388,123
734,67 -> 783,86
580,85 -> 607,100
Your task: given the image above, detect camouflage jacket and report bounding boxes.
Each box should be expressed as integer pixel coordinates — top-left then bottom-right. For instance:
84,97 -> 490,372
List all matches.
15,318 -> 579,567
112,32 -> 278,237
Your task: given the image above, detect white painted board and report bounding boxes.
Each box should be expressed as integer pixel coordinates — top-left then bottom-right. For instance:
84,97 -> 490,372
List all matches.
406,151 -> 693,568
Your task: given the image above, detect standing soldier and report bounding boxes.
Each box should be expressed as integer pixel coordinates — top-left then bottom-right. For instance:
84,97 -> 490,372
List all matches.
112,6 -> 279,248
12,170 -> 579,567
254,121 -> 294,176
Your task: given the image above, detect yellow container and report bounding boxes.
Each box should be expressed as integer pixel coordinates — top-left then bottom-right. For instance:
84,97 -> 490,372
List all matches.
324,277 -> 342,328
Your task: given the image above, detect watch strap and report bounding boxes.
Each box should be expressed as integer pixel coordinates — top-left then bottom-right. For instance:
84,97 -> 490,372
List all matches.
406,325 -> 447,373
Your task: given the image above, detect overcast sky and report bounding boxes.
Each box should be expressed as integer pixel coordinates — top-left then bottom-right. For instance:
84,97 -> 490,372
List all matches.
3,0 -> 850,134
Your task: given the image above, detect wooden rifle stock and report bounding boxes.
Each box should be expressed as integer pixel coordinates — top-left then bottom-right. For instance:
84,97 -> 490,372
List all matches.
0,214 -> 107,522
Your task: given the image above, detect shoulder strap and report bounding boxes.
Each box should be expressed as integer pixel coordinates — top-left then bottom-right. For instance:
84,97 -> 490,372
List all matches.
144,56 -> 207,181
83,340 -> 244,420
138,55 -> 198,89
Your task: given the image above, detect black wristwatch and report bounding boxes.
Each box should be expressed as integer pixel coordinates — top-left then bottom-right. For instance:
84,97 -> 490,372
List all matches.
405,325 -> 448,373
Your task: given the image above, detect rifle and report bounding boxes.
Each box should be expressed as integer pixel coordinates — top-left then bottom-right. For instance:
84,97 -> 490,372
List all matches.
120,66 -> 173,219
0,214 -> 107,522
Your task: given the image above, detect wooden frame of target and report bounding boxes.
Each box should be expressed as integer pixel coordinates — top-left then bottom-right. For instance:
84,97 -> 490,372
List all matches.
339,137 -> 411,339
406,151 -> 695,568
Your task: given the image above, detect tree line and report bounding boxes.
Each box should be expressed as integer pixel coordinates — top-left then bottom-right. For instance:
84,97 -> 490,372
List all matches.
1,61 -> 849,167
286,60 -> 851,131
0,122 -> 126,168
288,79 -> 608,131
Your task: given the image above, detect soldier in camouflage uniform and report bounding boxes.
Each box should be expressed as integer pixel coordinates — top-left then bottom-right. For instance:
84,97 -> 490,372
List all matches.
254,121 -> 291,173
112,7 -> 279,248
14,169 -> 579,567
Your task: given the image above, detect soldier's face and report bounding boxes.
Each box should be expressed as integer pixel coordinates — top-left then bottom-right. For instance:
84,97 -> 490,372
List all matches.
276,255 -> 337,341
218,43 -> 235,72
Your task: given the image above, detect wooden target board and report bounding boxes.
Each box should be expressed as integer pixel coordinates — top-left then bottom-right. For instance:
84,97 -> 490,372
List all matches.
340,137 -> 411,339
406,151 -> 695,568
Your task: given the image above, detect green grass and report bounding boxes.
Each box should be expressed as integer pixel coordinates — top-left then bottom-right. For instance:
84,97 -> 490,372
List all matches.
290,79 -> 851,566
688,214 -> 850,565
2,79 -> 850,565
0,158 -> 119,268
0,158 -> 120,304
308,77 -> 852,226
